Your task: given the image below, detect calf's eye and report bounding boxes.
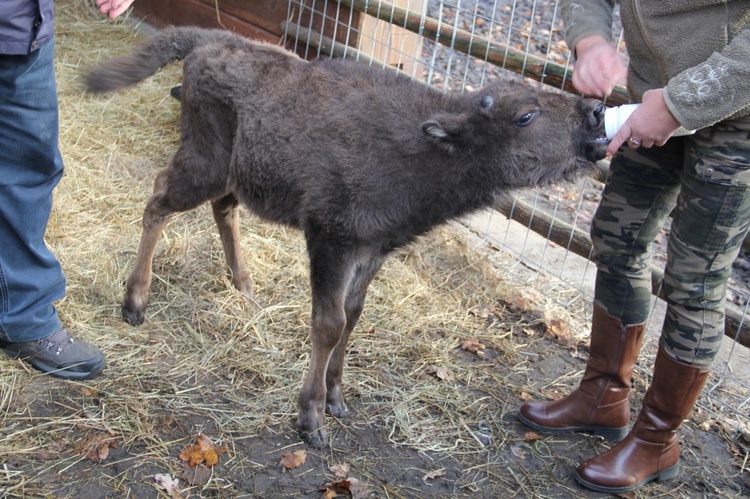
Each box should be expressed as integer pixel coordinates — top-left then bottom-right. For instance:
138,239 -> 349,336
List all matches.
516,112 -> 536,127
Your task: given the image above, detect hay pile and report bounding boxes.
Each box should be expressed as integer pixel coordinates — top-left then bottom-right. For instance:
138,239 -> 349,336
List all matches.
0,1 -> 618,496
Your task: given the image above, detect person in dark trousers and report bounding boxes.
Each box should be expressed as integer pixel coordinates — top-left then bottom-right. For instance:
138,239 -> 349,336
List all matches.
518,0 -> 750,494
0,0 -> 134,380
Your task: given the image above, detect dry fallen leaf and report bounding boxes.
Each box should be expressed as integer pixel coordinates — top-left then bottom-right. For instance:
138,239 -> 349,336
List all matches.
321,488 -> 338,499
178,434 -> 226,468
321,479 -> 351,497
321,476 -> 372,498
461,338 -> 486,354
330,462 -> 350,478
510,297 -> 526,310
426,365 -> 454,382
181,462 -> 211,487
570,350 -> 588,361
742,425 -> 750,444
511,444 -> 527,459
699,420 -> 717,432
728,440 -> 744,458
469,304 -> 492,318
547,318 -> 577,348
203,448 -> 219,467
77,432 -> 119,462
520,392 -> 534,401
154,474 -> 183,498
349,477 -> 373,499
523,431 -> 539,442
280,449 -> 307,470
423,469 -> 446,481
547,318 -> 566,336
36,440 -> 67,461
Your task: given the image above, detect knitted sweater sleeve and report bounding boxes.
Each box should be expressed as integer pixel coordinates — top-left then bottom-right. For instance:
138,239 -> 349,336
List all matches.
663,29 -> 750,130
559,0 -> 616,59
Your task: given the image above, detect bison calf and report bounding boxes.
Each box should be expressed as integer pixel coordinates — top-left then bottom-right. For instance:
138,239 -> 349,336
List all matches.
85,27 -> 608,447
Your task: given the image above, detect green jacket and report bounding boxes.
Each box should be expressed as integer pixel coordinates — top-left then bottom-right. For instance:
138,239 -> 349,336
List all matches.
560,0 -> 750,130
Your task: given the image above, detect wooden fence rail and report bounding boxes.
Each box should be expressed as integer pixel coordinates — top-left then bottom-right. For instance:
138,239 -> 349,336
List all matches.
338,0 -> 629,104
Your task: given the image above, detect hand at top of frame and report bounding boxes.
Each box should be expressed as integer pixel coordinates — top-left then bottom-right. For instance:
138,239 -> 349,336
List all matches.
572,35 -> 628,99
95,0 -> 135,19
606,89 -> 683,156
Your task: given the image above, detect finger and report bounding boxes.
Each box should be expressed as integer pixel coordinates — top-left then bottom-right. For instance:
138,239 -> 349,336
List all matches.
571,72 -> 592,96
109,0 -> 133,18
606,124 -> 630,156
97,0 -> 114,15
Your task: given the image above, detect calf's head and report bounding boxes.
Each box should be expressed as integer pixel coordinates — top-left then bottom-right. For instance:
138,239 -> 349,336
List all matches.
422,80 -> 608,188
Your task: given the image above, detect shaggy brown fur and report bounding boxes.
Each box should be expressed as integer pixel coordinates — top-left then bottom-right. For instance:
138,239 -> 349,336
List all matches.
85,26 -> 608,447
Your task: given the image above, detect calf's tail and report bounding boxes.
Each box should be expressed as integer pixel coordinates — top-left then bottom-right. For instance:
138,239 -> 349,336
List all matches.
84,26 -> 240,93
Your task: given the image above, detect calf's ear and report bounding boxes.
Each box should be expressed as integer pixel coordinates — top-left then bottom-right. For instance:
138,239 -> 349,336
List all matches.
421,113 -> 473,152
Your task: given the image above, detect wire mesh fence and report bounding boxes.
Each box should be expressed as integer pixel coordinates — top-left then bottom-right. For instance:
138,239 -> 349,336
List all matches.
283,0 -> 750,433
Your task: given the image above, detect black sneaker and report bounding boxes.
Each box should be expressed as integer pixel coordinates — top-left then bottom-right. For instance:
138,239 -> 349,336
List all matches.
0,328 -> 106,380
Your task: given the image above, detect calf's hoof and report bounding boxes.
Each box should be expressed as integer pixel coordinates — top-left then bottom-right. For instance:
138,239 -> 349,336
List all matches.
299,427 -> 329,448
326,403 -> 348,419
121,303 -> 145,326
233,273 -> 254,301
326,392 -> 348,418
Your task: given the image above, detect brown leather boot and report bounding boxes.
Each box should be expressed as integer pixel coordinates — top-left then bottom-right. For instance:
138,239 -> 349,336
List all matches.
517,304 -> 646,441
575,348 -> 710,493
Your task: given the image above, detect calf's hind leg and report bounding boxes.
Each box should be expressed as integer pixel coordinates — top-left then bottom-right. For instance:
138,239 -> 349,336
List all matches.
211,194 -> 254,300
297,238 -> 359,447
122,170 -> 176,325
122,161 -> 219,325
325,255 -> 384,418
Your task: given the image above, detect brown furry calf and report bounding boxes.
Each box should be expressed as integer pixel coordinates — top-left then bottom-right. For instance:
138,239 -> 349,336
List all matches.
85,27 -> 608,447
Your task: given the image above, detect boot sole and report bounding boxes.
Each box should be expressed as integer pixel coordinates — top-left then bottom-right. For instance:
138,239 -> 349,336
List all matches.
1,347 -> 106,381
575,461 -> 680,493
516,410 -> 629,441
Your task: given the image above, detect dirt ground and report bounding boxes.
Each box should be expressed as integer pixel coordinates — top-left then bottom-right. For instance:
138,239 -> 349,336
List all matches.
4,315 -> 748,498
1,2 -> 749,498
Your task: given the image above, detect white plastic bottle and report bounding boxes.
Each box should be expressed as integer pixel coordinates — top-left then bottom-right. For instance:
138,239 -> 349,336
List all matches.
604,103 -> 695,140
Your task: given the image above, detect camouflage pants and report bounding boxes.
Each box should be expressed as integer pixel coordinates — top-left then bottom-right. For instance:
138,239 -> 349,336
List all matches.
592,116 -> 750,368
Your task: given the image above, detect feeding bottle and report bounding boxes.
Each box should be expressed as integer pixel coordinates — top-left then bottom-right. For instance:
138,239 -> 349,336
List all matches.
604,104 -> 695,140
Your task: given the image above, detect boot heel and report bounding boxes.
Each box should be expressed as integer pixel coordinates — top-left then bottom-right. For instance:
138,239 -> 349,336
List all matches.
656,462 -> 680,482
592,425 -> 628,441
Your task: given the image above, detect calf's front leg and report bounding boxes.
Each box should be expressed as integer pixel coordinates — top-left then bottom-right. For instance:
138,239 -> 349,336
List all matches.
297,304 -> 346,448
297,239 -> 352,447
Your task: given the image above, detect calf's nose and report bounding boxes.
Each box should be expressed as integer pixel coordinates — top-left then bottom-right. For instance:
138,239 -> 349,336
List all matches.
583,100 -> 606,128
593,101 -> 605,121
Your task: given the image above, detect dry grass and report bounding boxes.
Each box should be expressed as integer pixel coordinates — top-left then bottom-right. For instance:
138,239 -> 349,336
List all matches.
1,2 -> 746,497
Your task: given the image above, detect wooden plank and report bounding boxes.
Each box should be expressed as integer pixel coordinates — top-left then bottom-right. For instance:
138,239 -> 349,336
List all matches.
190,0 -> 290,38
133,1 -> 362,54
357,0 -> 425,74
132,0 -> 282,43
285,1 -> 361,48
